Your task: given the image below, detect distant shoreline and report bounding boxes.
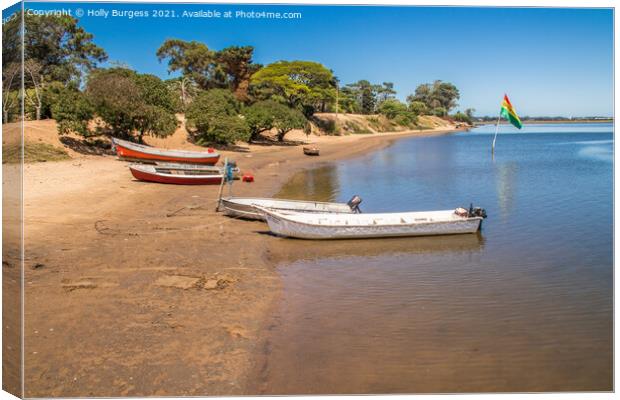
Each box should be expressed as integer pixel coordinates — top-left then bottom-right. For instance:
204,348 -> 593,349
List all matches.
476,119 -> 612,126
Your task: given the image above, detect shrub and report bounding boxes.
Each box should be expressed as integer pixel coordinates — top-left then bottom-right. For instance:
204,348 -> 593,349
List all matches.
242,101 -> 277,142
51,88 -> 95,137
431,107 -> 447,117
186,89 -> 250,145
453,111 -> 473,125
86,68 -> 178,141
378,99 -> 408,119
408,101 -> 428,116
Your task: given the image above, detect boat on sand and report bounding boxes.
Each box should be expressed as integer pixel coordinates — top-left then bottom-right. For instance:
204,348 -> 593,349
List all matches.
220,195 -> 362,221
129,163 -> 224,185
303,146 -> 320,156
258,206 -> 487,239
112,137 -> 220,165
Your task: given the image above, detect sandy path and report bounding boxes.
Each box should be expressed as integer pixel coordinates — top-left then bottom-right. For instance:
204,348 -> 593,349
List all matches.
11,123 -> 462,396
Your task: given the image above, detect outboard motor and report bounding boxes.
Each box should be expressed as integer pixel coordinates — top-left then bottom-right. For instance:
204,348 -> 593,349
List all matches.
347,195 -> 363,213
467,203 -> 487,218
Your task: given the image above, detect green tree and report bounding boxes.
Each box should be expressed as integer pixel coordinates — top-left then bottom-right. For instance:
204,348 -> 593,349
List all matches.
250,60 -> 336,116
242,101 -> 278,142
406,80 -> 460,113
157,40 -> 261,101
86,68 -> 178,141
272,105 -> 307,142
3,10 -> 107,84
431,107 -> 448,117
408,101 -> 429,116
453,111 -> 473,124
376,82 -> 396,104
344,80 -> 377,114
216,46 -> 262,101
185,89 -> 250,145
377,99 -> 408,119
51,88 -> 95,137
157,39 -> 219,90
337,86 -> 362,114
378,99 -> 417,127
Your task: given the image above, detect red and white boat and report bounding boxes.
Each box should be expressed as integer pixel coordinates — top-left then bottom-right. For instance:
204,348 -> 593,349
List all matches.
129,163 -> 224,185
111,137 -> 220,165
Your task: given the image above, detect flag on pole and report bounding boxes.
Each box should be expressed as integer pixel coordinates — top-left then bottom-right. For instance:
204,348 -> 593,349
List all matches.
500,94 -> 522,129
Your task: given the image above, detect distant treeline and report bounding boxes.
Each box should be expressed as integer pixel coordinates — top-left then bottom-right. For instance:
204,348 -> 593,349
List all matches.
476,116 -> 612,122
2,11 -> 472,145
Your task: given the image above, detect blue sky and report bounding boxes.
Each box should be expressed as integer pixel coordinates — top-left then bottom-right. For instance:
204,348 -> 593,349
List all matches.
8,2 -> 615,116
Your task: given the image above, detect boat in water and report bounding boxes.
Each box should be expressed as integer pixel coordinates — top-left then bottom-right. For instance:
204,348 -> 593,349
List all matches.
258,206 -> 487,239
112,137 -> 220,165
220,195 -> 362,221
129,163 -> 224,185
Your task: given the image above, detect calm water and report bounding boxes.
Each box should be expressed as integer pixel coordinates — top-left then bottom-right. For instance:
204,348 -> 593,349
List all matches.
255,124 -> 613,394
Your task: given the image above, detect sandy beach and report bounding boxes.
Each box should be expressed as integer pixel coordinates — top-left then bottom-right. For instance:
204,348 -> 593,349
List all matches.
5,118 -> 462,396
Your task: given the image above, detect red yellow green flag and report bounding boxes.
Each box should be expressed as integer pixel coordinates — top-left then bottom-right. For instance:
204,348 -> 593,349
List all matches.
500,94 -> 522,129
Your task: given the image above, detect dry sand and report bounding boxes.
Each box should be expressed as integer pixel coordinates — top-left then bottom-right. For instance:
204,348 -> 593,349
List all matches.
3,118 -> 463,396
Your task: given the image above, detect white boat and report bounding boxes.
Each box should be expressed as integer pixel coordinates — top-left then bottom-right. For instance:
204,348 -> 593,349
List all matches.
220,196 -> 362,221
258,207 -> 486,240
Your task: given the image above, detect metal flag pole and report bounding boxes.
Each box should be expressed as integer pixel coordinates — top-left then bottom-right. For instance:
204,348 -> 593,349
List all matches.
491,111 -> 501,154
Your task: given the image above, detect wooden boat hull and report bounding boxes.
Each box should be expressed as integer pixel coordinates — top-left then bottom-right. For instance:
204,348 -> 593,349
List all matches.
260,209 -> 483,240
129,164 -> 223,185
112,138 -> 220,165
221,197 -> 355,221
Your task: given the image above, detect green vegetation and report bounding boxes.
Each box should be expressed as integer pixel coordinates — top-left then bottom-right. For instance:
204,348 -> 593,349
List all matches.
185,89 -> 249,145
156,39 -> 260,101
51,87 -> 95,136
3,11 -> 107,85
338,81 -> 396,114
2,9 -> 470,148
271,104 -> 307,141
85,68 -> 178,141
250,61 -> 336,116
407,80 -> 460,116
3,143 -> 70,164
452,111 -> 473,125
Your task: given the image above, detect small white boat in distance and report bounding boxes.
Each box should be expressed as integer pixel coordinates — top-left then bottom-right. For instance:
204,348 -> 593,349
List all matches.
258,206 -> 486,240
220,195 -> 362,221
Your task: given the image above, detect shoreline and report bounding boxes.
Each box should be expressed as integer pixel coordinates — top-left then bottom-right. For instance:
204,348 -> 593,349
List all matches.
18,123 -> 464,396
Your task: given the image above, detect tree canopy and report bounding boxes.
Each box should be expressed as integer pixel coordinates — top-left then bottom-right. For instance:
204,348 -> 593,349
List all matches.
250,60 -> 336,115
83,68 -> 178,141
185,89 -> 250,145
157,39 -> 260,101
406,80 -> 460,115
2,11 -> 107,85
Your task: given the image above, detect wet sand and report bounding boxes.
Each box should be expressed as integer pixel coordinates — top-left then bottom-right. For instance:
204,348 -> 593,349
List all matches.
5,121 -> 462,396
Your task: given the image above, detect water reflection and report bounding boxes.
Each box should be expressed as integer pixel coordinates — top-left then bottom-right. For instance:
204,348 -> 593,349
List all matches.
494,162 -> 518,218
277,165 -> 340,202
259,124 -> 613,394
267,232 -> 485,265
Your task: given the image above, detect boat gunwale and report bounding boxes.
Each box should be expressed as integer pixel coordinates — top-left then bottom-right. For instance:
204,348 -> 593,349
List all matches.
129,164 -> 224,180
222,197 -> 352,208
260,207 -> 483,230
112,137 -> 220,159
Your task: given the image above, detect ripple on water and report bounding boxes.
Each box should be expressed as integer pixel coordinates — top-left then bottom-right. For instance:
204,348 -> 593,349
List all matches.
257,124 -> 613,394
